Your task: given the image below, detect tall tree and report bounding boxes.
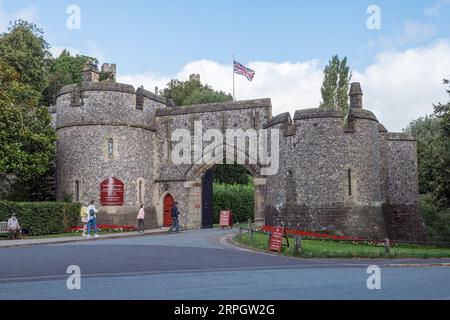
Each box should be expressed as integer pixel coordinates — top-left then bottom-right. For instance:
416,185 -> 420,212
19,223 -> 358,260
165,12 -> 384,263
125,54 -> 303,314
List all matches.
320,55 -> 352,114
0,20 -> 51,94
0,60 -> 56,199
0,21 -> 56,200
404,78 -> 450,241
405,115 -> 442,195
432,78 -> 450,207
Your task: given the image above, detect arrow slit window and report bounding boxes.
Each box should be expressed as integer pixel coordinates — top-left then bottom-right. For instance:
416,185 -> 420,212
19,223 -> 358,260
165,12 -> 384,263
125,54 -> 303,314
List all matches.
75,180 -> 80,202
108,138 -> 114,157
348,169 -> 352,196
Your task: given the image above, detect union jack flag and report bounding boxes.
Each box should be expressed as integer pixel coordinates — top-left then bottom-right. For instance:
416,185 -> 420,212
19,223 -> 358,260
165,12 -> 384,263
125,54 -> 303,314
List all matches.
233,60 -> 255,81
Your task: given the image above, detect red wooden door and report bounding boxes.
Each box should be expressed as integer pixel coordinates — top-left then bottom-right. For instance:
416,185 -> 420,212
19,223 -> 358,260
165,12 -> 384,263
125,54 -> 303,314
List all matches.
163,194 -> 174,227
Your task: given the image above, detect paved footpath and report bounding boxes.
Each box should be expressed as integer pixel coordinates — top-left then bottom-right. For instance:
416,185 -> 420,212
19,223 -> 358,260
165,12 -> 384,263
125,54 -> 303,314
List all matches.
0,228 -> 449,300
0,227 -> 170,248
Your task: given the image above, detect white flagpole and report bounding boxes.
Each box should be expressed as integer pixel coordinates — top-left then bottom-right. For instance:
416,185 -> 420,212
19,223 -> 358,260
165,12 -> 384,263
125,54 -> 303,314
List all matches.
232,54 -> 235,101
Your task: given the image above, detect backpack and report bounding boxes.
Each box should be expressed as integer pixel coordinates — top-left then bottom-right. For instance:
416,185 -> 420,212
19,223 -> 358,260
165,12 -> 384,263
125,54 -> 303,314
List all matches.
89,209 -> 95,217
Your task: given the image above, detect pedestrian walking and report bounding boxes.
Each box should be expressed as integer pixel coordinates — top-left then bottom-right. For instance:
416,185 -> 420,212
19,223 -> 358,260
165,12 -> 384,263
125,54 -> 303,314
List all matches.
137,204 -> 145,233
86,199 -> 99,238
169,202 -> 180,233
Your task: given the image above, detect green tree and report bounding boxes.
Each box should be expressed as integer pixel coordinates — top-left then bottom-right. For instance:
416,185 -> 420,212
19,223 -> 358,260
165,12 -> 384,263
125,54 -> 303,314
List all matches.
405,78 -> 450,241
0,60 -> 56,198
0,20 -> 51,94
0,21 -> 56,200
421,194 -> 450,242
434,78 -> 450,135
162,77 -> 232,106
184,87 -> 233,105
43,50 -> 97,105
432,78 -> 450,207
404,115 -> 442,195
320,55 -> 352,114
213,164 -> 251,185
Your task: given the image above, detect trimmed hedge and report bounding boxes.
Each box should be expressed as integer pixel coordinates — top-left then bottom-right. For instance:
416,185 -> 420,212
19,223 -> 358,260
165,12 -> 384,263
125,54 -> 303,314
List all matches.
0,201 -> 80,236
213,183 -> 254,223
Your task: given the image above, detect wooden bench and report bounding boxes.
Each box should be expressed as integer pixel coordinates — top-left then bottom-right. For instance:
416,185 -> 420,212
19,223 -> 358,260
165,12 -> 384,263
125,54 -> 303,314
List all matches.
0,221 -> 24,239
0,221 -> 8,236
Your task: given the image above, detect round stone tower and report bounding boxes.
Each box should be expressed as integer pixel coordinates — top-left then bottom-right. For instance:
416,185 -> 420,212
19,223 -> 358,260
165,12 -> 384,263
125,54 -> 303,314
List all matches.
265,82 -> 386,238
54,63 -> 166,227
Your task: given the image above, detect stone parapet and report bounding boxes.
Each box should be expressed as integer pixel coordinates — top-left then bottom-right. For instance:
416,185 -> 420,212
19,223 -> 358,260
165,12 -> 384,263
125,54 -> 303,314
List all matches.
155,98 -> 272,117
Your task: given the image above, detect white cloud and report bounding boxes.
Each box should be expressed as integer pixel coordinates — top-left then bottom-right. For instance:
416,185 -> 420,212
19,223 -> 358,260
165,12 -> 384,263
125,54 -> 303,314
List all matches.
0,1 -> 38,32
353,40 -> 450,131
118,59 -> 324,123
424,0 -> 450,16
118,40 -> 450,133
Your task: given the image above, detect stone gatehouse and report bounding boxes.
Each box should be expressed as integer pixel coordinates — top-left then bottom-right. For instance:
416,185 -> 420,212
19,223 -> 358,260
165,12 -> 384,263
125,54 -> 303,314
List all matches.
50,62 -> 426,241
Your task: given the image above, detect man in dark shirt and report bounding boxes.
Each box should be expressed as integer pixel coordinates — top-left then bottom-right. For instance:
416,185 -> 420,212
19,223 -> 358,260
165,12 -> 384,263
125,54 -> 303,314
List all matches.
169,202 -> 180,233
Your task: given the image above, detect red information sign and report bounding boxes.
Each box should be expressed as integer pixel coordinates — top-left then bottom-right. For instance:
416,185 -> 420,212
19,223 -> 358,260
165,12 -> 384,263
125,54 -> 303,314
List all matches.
269,227 -> 285,252
219,210 -> 233,228
100,177 -> 124,206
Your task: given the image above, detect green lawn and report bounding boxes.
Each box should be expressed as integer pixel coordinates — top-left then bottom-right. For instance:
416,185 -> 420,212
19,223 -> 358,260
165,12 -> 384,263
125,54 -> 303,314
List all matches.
235,231 -> 450,259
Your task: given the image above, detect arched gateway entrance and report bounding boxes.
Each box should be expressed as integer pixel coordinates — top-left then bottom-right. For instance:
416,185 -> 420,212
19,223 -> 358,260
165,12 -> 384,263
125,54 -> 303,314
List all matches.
184,160 -> 267,229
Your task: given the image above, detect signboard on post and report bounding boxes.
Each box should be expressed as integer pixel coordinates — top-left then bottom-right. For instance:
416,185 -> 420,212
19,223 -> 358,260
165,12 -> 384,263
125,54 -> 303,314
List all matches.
219,210 -> 233,229
100,177 -> 124,206
269,226 -> 289,253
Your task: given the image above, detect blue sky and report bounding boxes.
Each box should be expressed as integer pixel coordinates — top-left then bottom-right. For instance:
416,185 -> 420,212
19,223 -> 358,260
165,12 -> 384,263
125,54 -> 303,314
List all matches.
1,0 -> 450,131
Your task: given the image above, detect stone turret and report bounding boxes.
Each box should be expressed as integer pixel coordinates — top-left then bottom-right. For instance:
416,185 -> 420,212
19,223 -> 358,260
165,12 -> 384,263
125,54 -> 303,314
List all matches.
82,62 -> 100,83
101,63 -> 117,81
349,82 -> 363,109
189,74 -> 200,82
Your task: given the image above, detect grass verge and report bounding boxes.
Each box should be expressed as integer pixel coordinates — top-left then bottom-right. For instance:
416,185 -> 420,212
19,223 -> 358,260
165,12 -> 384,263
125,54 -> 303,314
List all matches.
235,231 -> 450,259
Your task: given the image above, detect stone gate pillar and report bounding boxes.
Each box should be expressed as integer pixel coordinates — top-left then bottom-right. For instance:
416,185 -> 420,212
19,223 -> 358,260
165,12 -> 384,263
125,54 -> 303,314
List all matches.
185,179 -> 202,229
253,177 -> 267,227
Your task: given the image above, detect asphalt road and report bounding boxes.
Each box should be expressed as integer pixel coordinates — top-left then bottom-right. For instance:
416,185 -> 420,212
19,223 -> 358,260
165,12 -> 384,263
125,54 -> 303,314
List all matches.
0,228 -> 449,300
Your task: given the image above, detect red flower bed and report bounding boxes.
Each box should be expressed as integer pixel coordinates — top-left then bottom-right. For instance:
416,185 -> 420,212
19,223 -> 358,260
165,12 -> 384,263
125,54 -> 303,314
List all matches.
261,225 -> 385,244
66,224 -> 138,233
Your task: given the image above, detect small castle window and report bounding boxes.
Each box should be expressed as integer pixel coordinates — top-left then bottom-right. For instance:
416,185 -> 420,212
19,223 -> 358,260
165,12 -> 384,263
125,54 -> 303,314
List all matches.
138,181 -> 143,204
347,169 -> 352,196
108,138 -> 114,157
75,180 -> 80,202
